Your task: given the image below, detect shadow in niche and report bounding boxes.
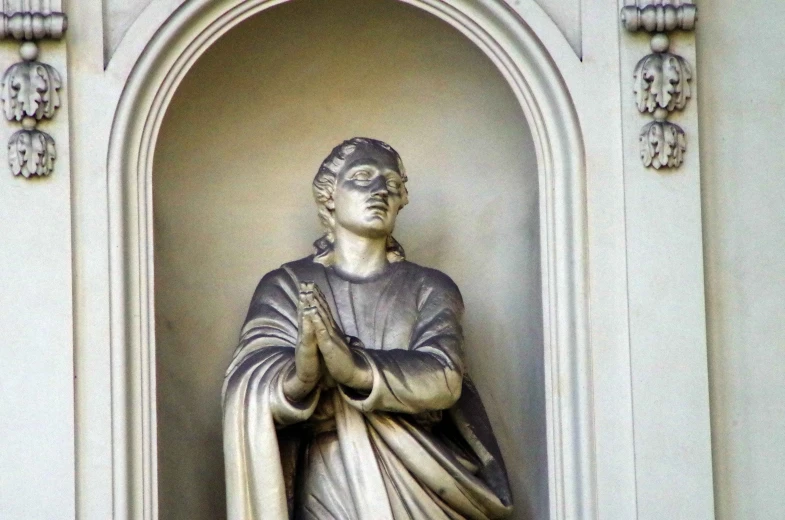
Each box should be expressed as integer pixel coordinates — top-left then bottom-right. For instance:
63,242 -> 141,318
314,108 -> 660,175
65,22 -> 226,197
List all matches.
153,0 -> 545,518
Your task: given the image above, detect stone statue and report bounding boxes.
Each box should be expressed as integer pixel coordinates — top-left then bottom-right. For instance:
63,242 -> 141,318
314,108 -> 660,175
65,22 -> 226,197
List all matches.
222,137 -> 513,519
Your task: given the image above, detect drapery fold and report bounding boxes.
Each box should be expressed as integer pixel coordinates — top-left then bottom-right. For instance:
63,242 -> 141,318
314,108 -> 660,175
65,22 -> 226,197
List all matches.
223,257 -> 512,519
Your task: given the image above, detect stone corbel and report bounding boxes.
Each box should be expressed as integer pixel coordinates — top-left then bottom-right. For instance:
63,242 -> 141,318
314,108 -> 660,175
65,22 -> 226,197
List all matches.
0,2 -> 66,178
621,2 -> 697,170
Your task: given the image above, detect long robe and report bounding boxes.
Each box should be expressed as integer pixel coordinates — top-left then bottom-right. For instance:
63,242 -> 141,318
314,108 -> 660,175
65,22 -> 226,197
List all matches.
223,256 -> 513,519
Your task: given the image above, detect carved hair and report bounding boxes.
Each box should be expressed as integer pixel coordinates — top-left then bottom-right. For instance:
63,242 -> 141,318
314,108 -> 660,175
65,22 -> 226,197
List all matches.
312,137 -> 409,265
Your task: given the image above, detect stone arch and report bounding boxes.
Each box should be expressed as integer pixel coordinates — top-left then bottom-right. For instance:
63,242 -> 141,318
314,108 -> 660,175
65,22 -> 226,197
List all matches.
106,1 -> 592,518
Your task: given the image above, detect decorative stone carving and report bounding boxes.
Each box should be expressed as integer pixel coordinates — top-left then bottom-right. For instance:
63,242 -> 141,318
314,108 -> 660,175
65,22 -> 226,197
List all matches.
620,4 -> 697,33
8,117 -> 55,177
1,43 -> 61,121
0,12 -> 67,40
633,52 -> 692,113
639,111 -> 686,170
621,3 -> 697,170
0,2 -> 67,178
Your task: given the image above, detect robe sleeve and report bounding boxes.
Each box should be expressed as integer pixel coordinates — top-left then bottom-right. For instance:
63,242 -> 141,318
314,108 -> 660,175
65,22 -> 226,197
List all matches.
340,268 -> 465,414
223,267 -> 320,427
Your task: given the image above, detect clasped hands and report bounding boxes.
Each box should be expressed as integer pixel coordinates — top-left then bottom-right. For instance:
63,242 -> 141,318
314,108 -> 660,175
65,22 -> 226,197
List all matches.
283,281 -> 373,402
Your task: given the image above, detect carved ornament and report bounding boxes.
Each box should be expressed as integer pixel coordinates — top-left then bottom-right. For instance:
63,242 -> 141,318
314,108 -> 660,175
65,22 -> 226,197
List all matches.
633,52 -> 692,113
0,2 -> 67,179
639,112 -> 686,170
0,12 -> 67,40
8,117 -> 55,177
1,54 -> 61,120
621,4 -> 697,33
621,3 -> 697,171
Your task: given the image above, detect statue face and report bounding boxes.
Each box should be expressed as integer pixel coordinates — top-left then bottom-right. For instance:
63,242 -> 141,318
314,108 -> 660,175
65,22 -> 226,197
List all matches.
331,147 -> 405,240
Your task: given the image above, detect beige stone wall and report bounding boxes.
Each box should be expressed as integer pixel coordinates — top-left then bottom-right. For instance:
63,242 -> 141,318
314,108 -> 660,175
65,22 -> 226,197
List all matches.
698,2 -> 785,519
153,1 -> 545,518
8,0 -> 781,517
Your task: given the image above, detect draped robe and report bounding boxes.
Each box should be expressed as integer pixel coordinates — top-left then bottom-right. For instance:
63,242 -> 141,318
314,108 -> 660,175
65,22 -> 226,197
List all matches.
223,256 -> 513,519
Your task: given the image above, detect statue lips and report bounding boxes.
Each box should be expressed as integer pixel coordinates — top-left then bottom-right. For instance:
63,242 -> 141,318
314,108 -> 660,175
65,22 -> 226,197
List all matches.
366,197 -> 389,218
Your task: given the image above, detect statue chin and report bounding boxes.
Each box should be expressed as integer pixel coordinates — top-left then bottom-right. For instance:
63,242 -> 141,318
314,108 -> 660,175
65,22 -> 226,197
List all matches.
335,213 -> 396,239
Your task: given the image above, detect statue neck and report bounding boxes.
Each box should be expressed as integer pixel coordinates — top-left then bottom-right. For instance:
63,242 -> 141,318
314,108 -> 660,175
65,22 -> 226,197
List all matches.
333,227 -> 389,279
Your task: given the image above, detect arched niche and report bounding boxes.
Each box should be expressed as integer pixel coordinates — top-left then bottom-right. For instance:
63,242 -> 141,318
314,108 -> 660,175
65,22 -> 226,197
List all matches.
107,0 -> 591,519
154,0 -> 542,517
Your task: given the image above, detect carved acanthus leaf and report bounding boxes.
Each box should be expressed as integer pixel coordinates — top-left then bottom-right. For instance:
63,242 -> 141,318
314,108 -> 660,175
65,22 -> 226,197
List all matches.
1,60 -> 61,121
8,127 -> 56,177
639,121 -> 686,170
633,53 -> 692,114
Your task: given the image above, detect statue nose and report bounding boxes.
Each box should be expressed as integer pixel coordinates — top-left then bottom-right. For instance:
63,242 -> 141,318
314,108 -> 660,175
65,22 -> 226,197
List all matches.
370,177 -> 388,196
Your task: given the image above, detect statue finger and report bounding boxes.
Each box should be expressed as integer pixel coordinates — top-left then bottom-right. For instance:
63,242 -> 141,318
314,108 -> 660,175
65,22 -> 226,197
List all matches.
309,309 -> 328,336
299,281 -> 315,297
311,283 -> 328,304
297,297 -> 311,336
310,285 -> 334,318
309,312 -> 336,350
301,307 -> 321,341
298,291 -> 313,314
310,295 -> 333,327
310,291 -> 339,331
300,308 -> 314,334
299,292 -> 317,311
302,305 -> 319,323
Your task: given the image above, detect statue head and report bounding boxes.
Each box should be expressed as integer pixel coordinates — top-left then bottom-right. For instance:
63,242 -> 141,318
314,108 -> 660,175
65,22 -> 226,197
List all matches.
312,137 -> 409,265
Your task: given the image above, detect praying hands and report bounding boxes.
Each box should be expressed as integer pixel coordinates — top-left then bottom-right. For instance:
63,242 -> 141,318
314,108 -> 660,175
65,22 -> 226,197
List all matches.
283,281 -> 373,401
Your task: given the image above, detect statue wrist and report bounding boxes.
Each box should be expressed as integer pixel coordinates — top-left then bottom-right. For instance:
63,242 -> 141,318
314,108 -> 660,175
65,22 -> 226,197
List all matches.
282,361 -> 318,401
345,348 -> 373,391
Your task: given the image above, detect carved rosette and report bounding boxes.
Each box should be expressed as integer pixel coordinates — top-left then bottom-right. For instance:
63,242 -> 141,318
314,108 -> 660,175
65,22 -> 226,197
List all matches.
621,2 -> 697,171
9,120 -> 55,177
0,5 -> 67,179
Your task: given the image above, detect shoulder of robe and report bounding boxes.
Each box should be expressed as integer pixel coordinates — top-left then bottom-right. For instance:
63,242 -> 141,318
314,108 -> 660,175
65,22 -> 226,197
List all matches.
399,261 -> 464,304
278,255 -> 323,283
250,255 -> 316,299
280,255 -> 317,272
255,256 -> 315,285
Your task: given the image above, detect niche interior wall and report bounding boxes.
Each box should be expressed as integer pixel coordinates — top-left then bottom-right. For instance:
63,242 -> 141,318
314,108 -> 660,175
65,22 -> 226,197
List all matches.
153,0 -> 545,518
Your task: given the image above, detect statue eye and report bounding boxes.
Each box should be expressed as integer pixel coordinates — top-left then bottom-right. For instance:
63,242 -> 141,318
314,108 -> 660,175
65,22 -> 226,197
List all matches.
386,179 -> 400,191
353,170 -> 371,181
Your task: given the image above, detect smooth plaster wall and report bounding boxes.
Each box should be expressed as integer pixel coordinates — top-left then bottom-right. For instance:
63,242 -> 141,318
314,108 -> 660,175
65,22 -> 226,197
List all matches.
535,0 -> 581,57
102,0 -> 582,64
153,0 -> 544,519
698,1 -> 785,518
103,0 -> 154,62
